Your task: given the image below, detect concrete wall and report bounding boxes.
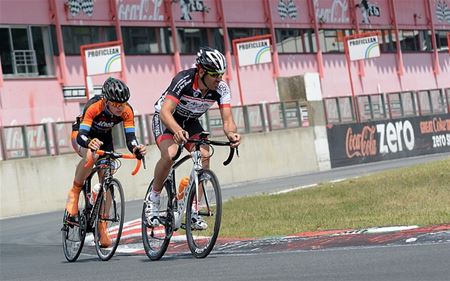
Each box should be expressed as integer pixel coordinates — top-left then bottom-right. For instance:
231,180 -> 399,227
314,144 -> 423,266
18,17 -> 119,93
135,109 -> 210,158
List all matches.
0,127 -> 320,219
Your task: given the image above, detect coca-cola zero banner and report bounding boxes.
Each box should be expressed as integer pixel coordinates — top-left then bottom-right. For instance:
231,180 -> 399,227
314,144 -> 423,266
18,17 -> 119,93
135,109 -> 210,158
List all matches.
327,114 -> 450,168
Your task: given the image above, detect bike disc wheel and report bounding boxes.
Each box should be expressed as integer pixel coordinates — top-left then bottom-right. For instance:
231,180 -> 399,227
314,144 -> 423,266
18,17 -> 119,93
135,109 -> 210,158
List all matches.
186,169 -> 222,258
94,179 -> 125,261
62,189 -> 87,262
141,179 -> 173,261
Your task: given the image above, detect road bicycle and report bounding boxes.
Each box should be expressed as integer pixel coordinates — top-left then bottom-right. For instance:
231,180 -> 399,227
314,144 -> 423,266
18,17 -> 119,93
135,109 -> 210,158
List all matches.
141,131 -> 237,259
62,149 -> 143,262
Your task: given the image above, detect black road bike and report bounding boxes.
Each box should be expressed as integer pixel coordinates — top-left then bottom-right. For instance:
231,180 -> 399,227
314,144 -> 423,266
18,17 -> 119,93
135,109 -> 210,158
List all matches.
62,150 -> 143,262
141,132 -> 237,260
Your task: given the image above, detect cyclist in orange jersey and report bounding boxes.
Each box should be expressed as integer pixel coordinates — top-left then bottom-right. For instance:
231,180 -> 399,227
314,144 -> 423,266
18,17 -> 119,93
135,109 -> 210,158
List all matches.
65,77 -> 147,247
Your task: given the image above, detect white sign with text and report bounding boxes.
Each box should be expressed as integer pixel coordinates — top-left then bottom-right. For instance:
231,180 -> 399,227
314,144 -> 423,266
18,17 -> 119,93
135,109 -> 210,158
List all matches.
84,45 -> 122,76
236,39 -> 272,67
347,35 -> 380,61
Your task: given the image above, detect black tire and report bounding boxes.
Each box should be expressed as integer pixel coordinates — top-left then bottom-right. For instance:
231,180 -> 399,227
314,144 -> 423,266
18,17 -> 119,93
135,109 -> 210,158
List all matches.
186,169 -> 222,258
62,189 -> 87,262
94,179 -> 125,261
141,179 -> 174,261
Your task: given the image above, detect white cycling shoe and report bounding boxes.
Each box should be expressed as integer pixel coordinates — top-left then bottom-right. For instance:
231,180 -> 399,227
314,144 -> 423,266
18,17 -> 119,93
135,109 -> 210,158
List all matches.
144,193 -> 160,227
191,213 -> 208,230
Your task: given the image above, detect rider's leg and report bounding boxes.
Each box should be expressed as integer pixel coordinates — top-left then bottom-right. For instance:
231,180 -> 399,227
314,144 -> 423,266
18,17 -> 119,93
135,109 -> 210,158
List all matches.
65,147 -> 95,217
96,180 -> 112,247
97,219 -> 112,247
145,137 -> 179,225
152,137 -> 179,192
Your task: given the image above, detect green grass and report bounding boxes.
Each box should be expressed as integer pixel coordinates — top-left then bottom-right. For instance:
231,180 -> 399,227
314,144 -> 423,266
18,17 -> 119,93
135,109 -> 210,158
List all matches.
220,158 -> 450,238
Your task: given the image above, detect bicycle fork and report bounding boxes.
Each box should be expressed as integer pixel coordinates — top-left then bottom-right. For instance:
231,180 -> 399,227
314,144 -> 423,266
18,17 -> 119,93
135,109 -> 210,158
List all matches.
190,150 -> 214,218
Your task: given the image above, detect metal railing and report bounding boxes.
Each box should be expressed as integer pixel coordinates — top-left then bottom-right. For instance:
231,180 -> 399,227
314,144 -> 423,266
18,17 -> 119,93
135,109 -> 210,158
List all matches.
0,101 -> 309,160
324,88 -> 450,124
12,50 -> 38,76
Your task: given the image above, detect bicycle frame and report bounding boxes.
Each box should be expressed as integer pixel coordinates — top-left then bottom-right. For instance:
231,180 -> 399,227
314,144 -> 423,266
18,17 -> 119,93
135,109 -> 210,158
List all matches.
167,136 -> 236,230
83,157 -> 117,230
166,147 -> 203,230
141,132 -> 236,259
62,149 -> 141,262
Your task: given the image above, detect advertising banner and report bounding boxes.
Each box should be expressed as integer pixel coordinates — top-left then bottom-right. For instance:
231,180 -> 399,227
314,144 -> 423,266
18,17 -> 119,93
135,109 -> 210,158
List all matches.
84,45 -> 122,76
327,114 -> 450,168
347,35 -> 380,61
236,38 -> 272,66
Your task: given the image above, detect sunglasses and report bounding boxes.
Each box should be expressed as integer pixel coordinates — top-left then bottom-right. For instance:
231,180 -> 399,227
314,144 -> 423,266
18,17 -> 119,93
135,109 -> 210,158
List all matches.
206,71 -> 224,78
108,101 -> 126,109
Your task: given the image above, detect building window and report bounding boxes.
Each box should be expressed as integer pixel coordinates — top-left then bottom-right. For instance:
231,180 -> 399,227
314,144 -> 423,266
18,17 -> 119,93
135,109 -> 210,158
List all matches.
434,30 -> 449,52
379,30 -> 397,53
122,27 -> 172,55
62,26 -> 117,55
319,29 -> 352,53
177,28 -> 224,54
399,30 -> 418,52
275,29 -> 315,53
0,26 -> 55,77
398,30 -> 431,52
228,28 -> 269,53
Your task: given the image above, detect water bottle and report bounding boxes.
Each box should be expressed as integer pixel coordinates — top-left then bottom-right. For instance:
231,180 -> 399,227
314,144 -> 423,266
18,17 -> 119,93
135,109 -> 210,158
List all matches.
90,183 -> 101,205
176,176 -> 189,200
174,177 -> 189,228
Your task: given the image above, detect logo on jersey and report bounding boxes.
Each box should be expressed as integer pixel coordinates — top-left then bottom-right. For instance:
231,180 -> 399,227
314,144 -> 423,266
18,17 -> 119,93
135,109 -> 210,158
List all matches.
177,96 -> 215,118
95,120 -> 115,129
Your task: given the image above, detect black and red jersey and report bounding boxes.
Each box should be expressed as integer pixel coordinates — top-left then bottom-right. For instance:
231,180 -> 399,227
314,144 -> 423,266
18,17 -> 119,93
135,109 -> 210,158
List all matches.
154,68 -> 231,122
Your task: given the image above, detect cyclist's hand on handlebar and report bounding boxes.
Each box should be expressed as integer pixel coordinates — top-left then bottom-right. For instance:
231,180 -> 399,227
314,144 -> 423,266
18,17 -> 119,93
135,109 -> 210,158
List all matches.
226,132 -> 241,148
173,130 -> 189,144
133,144 -> 147,160
88,138 -> 103,151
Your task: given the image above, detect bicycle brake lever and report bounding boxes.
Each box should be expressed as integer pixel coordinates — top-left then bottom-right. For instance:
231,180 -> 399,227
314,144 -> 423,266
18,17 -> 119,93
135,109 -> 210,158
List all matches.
236,147 -> 239,157
142,157 -> 146,169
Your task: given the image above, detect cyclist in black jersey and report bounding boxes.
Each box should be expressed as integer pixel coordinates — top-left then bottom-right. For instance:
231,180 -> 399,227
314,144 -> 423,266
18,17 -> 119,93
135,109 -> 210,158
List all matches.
145,47 -> 241,229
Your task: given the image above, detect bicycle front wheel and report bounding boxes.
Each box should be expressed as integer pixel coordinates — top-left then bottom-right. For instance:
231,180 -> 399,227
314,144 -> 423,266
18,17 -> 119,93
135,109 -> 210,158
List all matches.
94,179 -> 125,261
62,189 -> 87,262
141,179 -> 174,261
186,169 -> 222,258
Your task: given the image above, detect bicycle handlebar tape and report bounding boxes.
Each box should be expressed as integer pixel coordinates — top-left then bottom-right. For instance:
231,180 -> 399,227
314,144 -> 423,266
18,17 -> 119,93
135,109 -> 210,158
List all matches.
223,147 -> 235,166
131,160 -> 142,176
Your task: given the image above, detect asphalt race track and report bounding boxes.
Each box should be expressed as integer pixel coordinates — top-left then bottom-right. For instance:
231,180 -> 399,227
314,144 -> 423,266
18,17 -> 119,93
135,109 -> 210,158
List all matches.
1,153 -> 450,281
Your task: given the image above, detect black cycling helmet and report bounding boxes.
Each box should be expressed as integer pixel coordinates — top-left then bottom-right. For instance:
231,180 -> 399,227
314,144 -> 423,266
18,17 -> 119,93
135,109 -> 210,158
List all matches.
102,77 -> 130,102
196,47 -> 226,74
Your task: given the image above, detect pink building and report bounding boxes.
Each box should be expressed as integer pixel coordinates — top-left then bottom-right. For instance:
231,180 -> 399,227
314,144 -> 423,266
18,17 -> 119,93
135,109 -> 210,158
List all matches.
1,0 -> 449,126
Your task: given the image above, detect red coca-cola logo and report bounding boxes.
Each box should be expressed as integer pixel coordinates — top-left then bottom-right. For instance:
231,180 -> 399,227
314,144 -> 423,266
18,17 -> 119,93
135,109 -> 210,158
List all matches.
345,126 -> 377,158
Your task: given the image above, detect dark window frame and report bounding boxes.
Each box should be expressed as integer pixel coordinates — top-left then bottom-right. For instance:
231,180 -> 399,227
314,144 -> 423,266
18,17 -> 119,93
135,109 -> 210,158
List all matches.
275,28 -> 315,54
121,26 -> 172,55
0,25 -> 55,77
62,25 -> 117,56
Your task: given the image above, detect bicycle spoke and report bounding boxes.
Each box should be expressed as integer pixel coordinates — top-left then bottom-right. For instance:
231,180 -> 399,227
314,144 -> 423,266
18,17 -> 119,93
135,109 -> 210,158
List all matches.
62,190 -> 87,262
186,170 -> 222,258
94,179 -> 125,261
141,180 -> 173,261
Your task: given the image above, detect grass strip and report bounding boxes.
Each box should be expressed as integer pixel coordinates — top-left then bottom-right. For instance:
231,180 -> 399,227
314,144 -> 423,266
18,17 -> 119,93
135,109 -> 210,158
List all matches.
220,158 -> 450,238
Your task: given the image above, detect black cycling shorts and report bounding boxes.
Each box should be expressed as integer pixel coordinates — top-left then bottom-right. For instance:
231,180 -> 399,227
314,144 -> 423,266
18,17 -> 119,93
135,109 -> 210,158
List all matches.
152,113 -> 205,145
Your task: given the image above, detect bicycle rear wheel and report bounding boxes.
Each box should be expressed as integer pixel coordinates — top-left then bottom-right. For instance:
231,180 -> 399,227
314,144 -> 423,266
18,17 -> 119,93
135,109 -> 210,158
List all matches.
62,189 -> 87,262
94,179 -> 125,261
141,179 -> 174,261
186,169 -> 222,258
